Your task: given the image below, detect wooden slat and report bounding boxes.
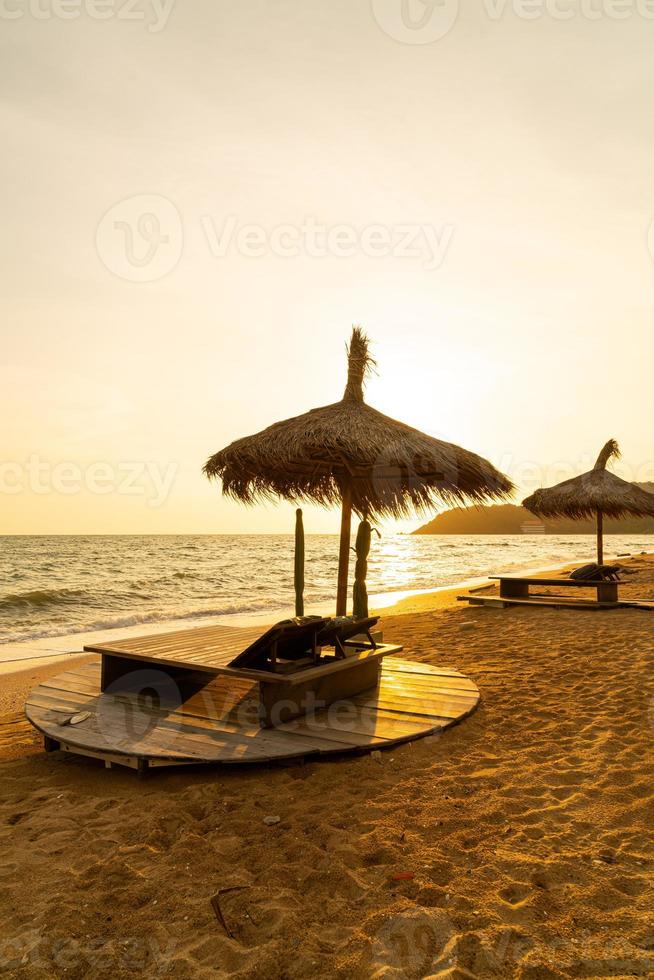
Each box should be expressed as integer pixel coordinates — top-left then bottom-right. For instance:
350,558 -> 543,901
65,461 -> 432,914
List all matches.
378,672 -> 477,691
459,594 -> 619,610
86,624 -> 263,657
352,693 -> 477,720
384,660 -> 462,677
490,576 -> 618,587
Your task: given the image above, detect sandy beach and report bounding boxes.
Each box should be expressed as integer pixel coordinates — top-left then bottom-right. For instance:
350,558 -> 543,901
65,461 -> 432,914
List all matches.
7,0 -> 654,974
1,556 -> 653,978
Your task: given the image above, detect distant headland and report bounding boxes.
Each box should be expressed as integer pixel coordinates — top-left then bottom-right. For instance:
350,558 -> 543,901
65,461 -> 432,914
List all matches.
413,485 -> 654,535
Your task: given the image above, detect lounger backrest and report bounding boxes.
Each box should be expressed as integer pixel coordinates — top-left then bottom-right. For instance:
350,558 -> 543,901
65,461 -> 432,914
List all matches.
570,563 -> 601,580
316,616 -> 379,648
570,563 -> 621,582
228,617 -> 328,669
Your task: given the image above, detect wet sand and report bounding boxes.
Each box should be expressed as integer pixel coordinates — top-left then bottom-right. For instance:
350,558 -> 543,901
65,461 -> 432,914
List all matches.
1,556 -> 653,977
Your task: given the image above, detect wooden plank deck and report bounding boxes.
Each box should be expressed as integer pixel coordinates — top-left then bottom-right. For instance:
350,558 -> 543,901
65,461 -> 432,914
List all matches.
24,658 -> 480,771
489,575 -> 620,605
85,623 -> 401,686
458,594 -> 620,610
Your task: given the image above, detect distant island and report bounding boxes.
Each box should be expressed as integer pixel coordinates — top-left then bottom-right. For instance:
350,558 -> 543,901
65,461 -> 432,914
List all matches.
413,484 -> 654,534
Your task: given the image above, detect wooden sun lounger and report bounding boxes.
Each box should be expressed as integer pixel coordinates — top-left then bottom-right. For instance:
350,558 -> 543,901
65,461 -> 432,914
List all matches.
491,575 -> 621,604
85,622 -> 401,728
458,574 -> 622,609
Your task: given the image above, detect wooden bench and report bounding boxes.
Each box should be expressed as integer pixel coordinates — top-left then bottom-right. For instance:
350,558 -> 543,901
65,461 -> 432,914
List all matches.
490,576 -> 620,604
85,623 -> 402,728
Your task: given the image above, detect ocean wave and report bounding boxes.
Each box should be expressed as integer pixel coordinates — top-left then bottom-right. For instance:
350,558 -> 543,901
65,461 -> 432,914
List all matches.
0,587 -> 88,611
0,598 -> 294,645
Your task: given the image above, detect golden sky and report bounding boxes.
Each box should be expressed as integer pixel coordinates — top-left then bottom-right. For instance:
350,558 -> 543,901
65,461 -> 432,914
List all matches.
3,0 -> 654,534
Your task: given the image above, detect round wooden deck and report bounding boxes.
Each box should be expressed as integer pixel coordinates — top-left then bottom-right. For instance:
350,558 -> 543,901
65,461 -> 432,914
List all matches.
25,657 -> 480,772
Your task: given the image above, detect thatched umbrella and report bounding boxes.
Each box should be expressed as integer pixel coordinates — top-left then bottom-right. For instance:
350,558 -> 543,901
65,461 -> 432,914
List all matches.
523,440 -> 654,564
205,327 -> 514,615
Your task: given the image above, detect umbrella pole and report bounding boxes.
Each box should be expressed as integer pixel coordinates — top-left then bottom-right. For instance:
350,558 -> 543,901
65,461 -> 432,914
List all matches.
294,508 -> 305,617
336,484 -> 353,616
597,510 -> 603,565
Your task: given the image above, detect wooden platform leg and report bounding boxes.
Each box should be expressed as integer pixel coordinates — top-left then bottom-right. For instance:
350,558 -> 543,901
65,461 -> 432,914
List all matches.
44,735 -> 60,753
101,654 -> 145,692
137,759 -> 149,780
500,580 -> 530,599
259,659 -> 381,728
597,581 -> 618,603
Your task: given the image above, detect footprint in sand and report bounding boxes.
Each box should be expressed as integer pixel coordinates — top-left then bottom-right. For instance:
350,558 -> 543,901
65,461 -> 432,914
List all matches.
499,882 -> 533,907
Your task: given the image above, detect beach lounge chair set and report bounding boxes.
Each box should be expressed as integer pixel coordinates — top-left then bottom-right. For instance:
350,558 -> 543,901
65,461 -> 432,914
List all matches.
88,615 -> 399,729
24,618 -> 480,774
458,563 -> 654,611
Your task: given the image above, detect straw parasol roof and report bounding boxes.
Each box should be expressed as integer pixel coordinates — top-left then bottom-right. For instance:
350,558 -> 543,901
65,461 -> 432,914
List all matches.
205,328 -> 513,520
522,440 -> 654,563
205,327 -> 514,614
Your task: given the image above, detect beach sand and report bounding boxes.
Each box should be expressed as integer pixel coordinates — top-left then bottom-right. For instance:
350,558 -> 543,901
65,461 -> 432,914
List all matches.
1,557 -> 653,978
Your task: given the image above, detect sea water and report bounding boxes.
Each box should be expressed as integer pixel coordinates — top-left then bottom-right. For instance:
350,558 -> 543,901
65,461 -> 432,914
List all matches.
1,533 -> 651,647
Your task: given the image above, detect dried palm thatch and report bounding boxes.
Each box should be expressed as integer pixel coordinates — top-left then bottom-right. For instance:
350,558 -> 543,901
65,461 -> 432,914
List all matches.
205,328 -> 513,518
205,326 -> 514,613
523,440 -> 654,563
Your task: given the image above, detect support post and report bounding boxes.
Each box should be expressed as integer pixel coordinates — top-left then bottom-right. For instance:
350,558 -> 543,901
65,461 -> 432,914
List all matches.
596,580 -> 618,603
294,508 -> 305,617
597,510 -> 604,565
352,518 -> 372,619
500,579 -> 530,599
336,483 -> 353,616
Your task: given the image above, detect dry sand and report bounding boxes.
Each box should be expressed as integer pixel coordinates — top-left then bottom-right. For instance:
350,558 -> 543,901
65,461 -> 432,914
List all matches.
1,556 -> 653,978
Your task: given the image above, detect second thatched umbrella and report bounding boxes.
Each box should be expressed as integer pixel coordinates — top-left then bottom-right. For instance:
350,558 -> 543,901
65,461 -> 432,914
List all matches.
523,439 -> 654,564
205,327 -> 514,615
